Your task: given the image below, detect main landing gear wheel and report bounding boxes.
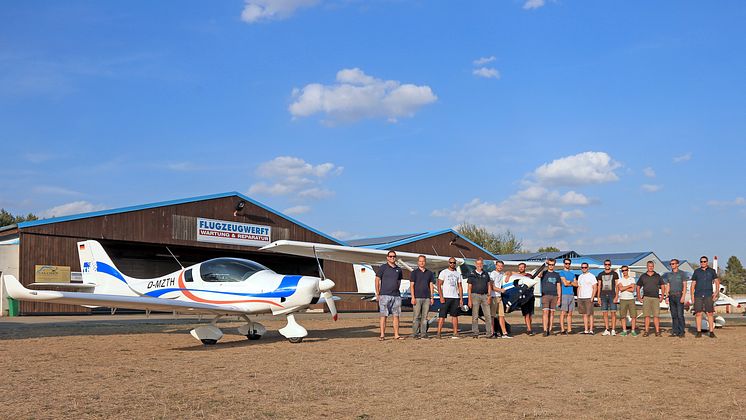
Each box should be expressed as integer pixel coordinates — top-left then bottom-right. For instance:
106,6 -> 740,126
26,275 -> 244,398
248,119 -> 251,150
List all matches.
247,333 -> 262,340
238,321 -> 267,341
201,339 -> 218,345
288,337 -> 304,344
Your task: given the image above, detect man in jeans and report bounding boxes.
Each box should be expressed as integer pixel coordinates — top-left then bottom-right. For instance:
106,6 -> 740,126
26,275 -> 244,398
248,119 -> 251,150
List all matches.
467,257 -> 493,338
409,255 -> 434,339
690,256 -> 720,338
635,260 -> 665,337
540,258 -> 562,337
597,259 -> 619,336
376,250 -> 404,340
663,259 -> 689,338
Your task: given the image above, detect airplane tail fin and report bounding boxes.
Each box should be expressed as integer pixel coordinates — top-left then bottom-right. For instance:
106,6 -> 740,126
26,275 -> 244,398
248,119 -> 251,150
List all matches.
353,264 -> 376,294
77,240 -> 137,296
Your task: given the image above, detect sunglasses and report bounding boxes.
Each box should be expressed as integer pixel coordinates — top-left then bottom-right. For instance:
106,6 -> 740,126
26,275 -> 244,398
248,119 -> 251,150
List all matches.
581,266 -> 589,269
547,263 -> 555,266
621,269 -> 629,272
700,260 -> 708,263
387,255 -> 396,258
448,261 -> 456,264
604,263 -> 611,266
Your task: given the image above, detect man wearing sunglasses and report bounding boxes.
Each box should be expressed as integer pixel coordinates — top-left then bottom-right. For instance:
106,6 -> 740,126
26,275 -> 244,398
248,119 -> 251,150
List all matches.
635,261 -> 664,337
597,259 -> 619,336
690,256 -> 720,338
437,258 -> 463,339
663,259 -> 689,338
517,262 -> 536,336
375,251 -> 404,340
577,264 -> 598,334
539,258 -> 562,337
616,265 -> 637,336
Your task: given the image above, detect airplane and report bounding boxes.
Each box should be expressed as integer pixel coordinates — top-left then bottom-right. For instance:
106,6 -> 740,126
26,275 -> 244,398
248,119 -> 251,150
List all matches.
3,240 -> 338,345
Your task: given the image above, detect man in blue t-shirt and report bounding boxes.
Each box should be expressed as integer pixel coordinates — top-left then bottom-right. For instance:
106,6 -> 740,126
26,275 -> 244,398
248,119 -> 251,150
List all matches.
558,258 -> 577,335
690,255 -> 720,338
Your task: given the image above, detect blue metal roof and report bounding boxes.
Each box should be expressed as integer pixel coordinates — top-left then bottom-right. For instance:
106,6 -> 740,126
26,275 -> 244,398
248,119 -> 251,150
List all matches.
583,252 -> 653,267
359,229 -> 498,259
347,233 -> 426,247
16,191 -> 346,246
494,251 -> 579,261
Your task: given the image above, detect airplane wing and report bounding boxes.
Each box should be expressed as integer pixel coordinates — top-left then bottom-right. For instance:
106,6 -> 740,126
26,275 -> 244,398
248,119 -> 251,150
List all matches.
260,240 -> 462,272
4,275 -> 247,316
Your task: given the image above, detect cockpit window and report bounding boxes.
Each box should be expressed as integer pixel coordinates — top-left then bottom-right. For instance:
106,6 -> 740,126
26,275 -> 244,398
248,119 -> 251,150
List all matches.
200,258 -> 272,282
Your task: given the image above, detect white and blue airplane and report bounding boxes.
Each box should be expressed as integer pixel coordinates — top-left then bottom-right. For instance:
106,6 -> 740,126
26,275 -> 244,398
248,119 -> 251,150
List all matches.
3,240 -> 338,344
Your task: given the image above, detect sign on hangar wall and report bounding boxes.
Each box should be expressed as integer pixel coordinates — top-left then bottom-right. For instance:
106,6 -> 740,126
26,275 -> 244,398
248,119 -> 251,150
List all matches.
196,218 -> 272,247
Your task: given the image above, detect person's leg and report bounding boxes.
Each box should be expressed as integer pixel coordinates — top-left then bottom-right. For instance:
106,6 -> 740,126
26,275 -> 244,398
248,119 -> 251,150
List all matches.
452,316 -> 459,336
412,299 -> 422,337
589,308 -> 594,332
380,316 -> 387,338
471,294 -> 480,335
610,307 -> 617,332
707,312 -> 715,332
559,309 -> 566,332
481,298 -> 492,336
542,304 -> 549,333
549,308 -> 555,333
421,298 -> 430,337
695,312 -> 702,331
567,311 -> 573,333
653,316 -> 660,333
437,317 -> 444,336
603,310 -> 610,330
393,316 -> 401,338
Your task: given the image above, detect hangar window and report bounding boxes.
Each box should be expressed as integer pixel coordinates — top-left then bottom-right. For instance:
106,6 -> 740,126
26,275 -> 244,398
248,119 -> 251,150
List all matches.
200,258 -> 272,282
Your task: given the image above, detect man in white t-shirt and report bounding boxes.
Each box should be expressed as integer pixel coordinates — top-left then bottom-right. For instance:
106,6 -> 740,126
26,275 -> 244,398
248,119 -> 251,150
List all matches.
615,265 -> 638,336
489,260 -> 510,338
577,263 -> 598,335
437,257 -> 464,339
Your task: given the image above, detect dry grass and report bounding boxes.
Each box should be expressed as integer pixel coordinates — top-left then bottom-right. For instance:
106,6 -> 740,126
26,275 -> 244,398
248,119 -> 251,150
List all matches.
1,313 -> 746,419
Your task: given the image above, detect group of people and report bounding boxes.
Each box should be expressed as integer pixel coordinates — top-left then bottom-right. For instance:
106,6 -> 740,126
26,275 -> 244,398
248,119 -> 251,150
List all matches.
374,251 -> 722,340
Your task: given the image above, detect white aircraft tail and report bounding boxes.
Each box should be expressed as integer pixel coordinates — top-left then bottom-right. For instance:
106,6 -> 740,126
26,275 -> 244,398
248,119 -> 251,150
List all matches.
352,264 -> 376,294
77,240 -> 138,296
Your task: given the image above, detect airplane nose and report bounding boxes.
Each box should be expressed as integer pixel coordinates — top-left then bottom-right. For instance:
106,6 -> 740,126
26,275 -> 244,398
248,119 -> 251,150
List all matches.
319,279 -> 335,292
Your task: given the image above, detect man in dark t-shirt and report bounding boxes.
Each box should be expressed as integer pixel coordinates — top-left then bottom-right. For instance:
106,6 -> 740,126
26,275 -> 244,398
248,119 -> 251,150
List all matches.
635,261 -> 664,337
516,262 -> 536,336
690,256 -> 720,338
376,251 -> 404,340
596,259 -> 620,336
540,258 -> 562,337
409,255 -> 434,339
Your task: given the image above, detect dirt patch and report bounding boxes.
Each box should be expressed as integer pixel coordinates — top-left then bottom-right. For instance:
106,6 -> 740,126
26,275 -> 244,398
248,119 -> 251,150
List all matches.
1,313 -> 745,419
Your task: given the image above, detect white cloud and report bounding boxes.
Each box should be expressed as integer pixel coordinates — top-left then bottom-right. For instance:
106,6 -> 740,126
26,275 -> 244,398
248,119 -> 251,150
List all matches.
534,151 -> 621,186
473,56 -> 496,66
673,152 -> 692,163
643,167 -> 656,178
473,67 -> 501,79
707,197 -> 746,207
32,186 -> 82,196
523,0 -> 545,10
289,68 -> 437,124
40,201 -> 107,218
282,205 -> 311,215
591,231 -> 653,245
248,156 -> 342,201
241,0 -> 319,23
641,184 -> 662,193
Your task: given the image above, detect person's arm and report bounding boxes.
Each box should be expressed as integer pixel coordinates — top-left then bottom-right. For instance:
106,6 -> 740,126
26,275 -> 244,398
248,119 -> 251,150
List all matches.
410,278 -> 416,305
614,281 -> 620,304
487,280 -> 493,305
690,280 -> 696,305
429,279 -> 435,305
592,283 -> 598,302
713,275 -> 721,301
635,285 -> 642,301
467,283 -> 473,308
375,276 -> 381,298
596,275 -> 602,302
659,277 -> 665,302
458,282 -> 464,306
681,277 -> 688,303
556,279 -> 562,304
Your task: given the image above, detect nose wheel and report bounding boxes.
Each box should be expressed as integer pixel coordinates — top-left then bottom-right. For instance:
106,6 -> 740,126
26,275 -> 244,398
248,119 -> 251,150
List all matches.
279,313 -> 308,343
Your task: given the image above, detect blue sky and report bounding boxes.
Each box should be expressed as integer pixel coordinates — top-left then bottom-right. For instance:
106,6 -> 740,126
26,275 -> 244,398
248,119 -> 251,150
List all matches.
2,1 -> 745,263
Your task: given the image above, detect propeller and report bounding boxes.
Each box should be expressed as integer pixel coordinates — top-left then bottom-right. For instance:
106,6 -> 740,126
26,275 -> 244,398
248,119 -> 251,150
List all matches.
313,246 -> 338,321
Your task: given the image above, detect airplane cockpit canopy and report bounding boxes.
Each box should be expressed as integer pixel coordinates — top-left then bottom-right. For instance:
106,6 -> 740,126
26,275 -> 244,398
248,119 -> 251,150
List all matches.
199,258 -> 273,282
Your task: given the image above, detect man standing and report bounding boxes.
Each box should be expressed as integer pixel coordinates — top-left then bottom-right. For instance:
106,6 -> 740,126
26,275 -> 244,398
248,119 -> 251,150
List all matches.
577,263 -> 597,335
489,260 -> 511,338
467,257 -> 493,338
663,259 -> 689,338
597,259 -> 619,336
635,261 -> 665,337
558,258 -> 576,335
376,251 -> 404,340
540,258 -> 562,336
690,256 -> 720,338
616,265 -> 638,336
517,262 -> 536,336
409,255 -> 435,339
437,257 -> 463,339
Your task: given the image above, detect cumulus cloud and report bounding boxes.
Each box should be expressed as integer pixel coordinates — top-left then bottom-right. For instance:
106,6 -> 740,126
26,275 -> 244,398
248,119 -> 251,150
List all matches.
473,67 -> 500,79
40,201 -> 107,218
523,0 -> 545,10
289,68 -> 437,124
707,197 -> 746,207
32,186 -> 82,196
248,156 -> 342,204
641,184 -> 662,193
533,151 -> 621,186
241,0 -> 319,23
673,152 -> 692,163
643,167 -> 656,178
473,56 -> 496,66
591,231 -> 653,245
282,205 -> 311,215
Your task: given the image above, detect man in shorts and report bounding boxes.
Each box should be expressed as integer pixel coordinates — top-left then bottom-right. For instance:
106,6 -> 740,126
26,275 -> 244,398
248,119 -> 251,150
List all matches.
540,258 -> 562,336
376,250 -> 404,340
558,258 -> 576,335
690,256 -> 720,338
635,260 -> 664,337
663,259 -> 689,338
437,257 -> 463,339
615,265 -> 638,336
597,259 -> 619,336
467,257 -> 493,338
409,255 -> 435,339
489,260 -> 511,338
516,262 -> 536,336
577,263 -> 597,335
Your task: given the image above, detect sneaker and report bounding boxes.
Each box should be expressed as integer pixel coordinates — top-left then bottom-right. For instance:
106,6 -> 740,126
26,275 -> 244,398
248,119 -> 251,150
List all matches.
501,334 -> 513,339
451,335 -> 460,339
473,335 -> 480,339
580,331 -> 587,335
562,330 -> 569,336
602,329 -> 610,336
696,332 -> 702,338
527,331 -> 535,336
436,333 -> 442,339
619,331 -> 628,337
679,333 -> 685,338
643,331 -> 649,337
421,335 -> 429,339
611,330 -> 616,336
488,334 -> 498,339
709,332 -> 716,338
630,331 -> 638,337
543,331 -> 550,337
655,332 -> 661,337
588,330 -> 595,335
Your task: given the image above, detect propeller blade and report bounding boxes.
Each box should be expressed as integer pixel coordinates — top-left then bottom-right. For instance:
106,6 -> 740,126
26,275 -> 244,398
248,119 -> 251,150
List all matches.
322,290 -> 338,321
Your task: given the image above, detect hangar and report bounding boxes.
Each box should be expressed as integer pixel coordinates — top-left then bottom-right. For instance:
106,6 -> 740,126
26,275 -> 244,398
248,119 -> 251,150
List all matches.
0,192 -> 352,315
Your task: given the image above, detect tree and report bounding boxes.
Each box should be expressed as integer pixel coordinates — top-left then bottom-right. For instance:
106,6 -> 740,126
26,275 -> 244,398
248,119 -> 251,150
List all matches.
537,246 -> 560,252
722,256 -> 746,295
456,222 -> 524,255
0,209 -> 38,228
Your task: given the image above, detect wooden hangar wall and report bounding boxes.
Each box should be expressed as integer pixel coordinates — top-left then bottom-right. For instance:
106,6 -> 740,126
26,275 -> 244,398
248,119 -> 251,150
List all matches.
329,232 -> 495,312
15,195 -> 341,314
